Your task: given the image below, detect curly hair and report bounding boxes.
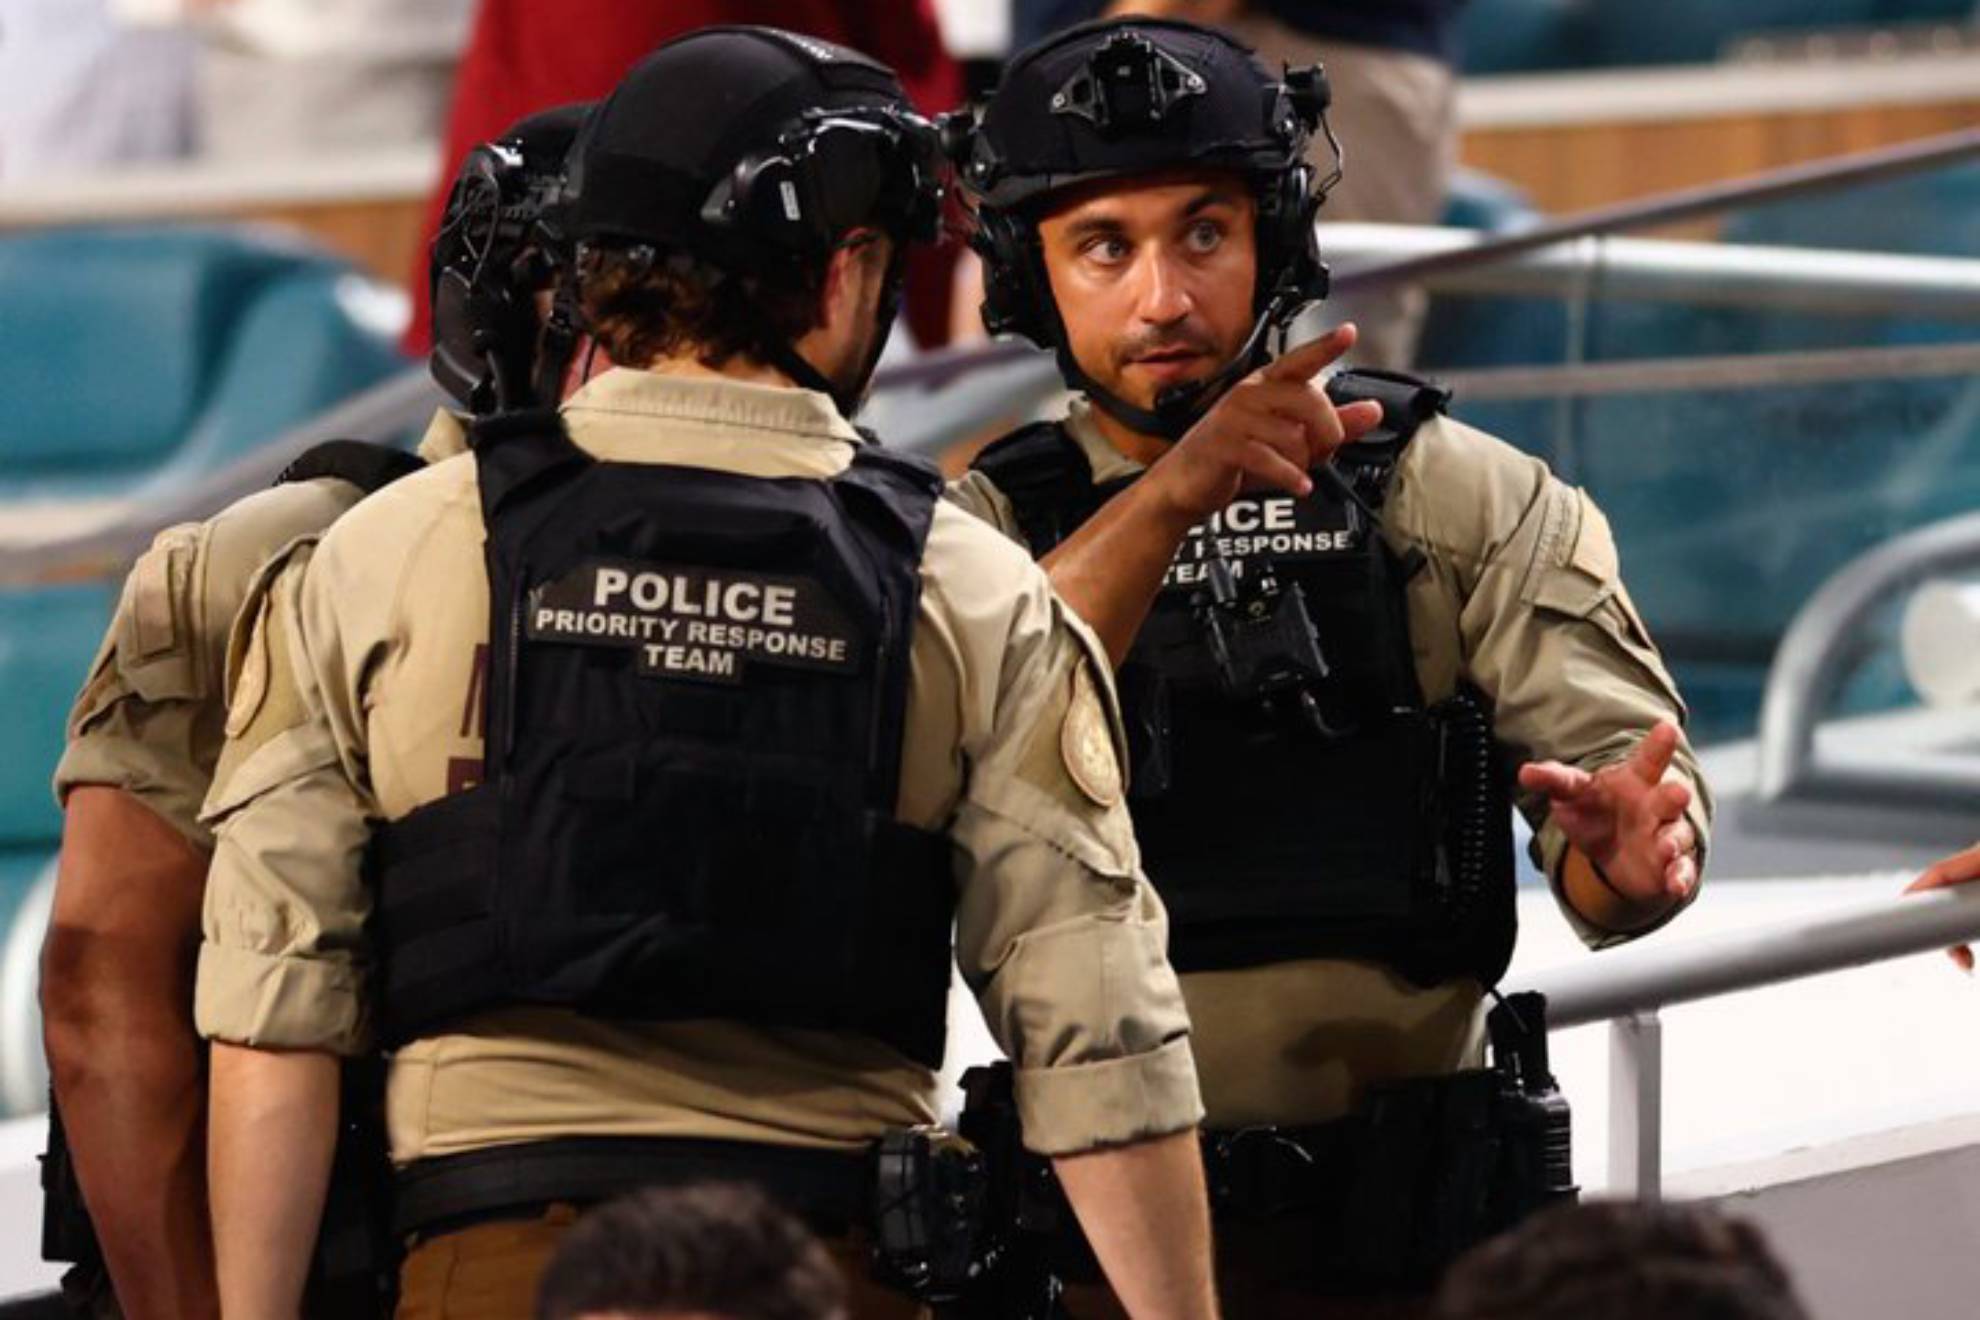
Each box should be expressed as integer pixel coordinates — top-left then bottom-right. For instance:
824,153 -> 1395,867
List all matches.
577,245 -> 827,370
1435,1200 -> 1810,1320
535,1182 -> 845,1320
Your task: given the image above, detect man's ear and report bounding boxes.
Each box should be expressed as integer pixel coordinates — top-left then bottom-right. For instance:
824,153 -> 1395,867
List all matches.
817,229 -> 886,332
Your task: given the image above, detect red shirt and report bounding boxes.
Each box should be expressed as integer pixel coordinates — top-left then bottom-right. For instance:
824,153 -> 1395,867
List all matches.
406,1 -> 964,353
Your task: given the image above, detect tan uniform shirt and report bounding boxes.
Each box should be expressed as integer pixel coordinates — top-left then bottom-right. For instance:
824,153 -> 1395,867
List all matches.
948,398 -> 1714,1127
194,368 -> 1202,1160
53,412 -> 468,848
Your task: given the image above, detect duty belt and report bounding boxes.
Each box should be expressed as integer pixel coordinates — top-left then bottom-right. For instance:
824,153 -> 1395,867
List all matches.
393,1136 -> 869,1239
1201,1120 -> 1359,1222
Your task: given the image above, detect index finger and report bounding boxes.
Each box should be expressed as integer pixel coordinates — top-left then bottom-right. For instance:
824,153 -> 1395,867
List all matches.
1261,322 -> 1358,383
1904,843 -> 1980,895
1629,721 -> 1680,786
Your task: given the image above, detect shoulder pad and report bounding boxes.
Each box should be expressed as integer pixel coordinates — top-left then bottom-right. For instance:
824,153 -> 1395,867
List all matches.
1326,368 -> 1452,454
277,439 -> 423,496
968,421 -> 1096,556
839,443 -> 945,557
847,441 -> 945,498
971,421 -> 1088,489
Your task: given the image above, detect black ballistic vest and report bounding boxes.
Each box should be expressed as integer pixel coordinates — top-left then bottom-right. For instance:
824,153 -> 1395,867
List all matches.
972,370 -> 1516,988
371,411 -> 955,1066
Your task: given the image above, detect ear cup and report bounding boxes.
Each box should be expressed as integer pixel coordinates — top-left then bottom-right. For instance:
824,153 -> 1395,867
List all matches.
1254,162 -> 1327,310
974,208 -> 1051,345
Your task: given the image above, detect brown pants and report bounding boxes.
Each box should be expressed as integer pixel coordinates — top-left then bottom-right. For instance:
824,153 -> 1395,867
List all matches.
394,1204 -> 928,1319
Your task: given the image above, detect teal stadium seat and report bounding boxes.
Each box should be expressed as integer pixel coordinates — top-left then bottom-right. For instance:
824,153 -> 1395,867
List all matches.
1419,166 -> 1980,741
1458,0 -> 1587,76
0,226 -> 409,847
1581,1 -> 1878,68
0,227 -> 407,502
1459,0 -> 1966,74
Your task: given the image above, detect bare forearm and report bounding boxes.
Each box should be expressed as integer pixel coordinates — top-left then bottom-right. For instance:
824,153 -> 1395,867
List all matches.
43,787 -> 217,1319
48,1015 -> 214,1319
1044,480 -> 1198,666
209,1044 -> 340,1320
1054,1129 -> 1218,1320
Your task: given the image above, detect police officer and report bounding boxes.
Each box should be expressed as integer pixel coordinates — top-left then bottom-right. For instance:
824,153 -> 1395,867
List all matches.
40,103 -> 590,1319
195,29 -> 1214,1320
944,17 -> 1712,1314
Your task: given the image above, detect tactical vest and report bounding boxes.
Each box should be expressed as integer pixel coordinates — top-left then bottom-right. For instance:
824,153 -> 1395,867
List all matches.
971,370 -> 1516,988
369,410 -> 955,1067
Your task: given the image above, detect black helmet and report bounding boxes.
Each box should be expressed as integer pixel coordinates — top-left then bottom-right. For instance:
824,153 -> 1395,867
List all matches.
430,101 -> 593,415
556,27 -> 945,413
949,18 -> 1336,437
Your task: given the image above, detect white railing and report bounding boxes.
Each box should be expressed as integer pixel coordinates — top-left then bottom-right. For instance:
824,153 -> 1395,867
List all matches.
1509,884 -> 1980,1202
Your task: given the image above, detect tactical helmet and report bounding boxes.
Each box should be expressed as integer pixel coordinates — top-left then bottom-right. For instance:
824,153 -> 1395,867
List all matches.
556,28 -> 945,412
429,102 -> 593,416
949,18 -> 1336,437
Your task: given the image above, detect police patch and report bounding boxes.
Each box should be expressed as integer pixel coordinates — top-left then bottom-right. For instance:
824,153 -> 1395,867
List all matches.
1163,488 -> 1360,592
527,559 -> 864,686
1062,661 -> 1123,808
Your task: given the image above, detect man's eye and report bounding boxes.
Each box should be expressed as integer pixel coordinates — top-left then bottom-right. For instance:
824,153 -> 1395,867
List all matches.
1084,236 -> 1130,264
1186,220 -> 1225,253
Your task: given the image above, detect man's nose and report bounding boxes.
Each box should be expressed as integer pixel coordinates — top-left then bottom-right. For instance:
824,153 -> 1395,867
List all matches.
1131,247 -> 1194,326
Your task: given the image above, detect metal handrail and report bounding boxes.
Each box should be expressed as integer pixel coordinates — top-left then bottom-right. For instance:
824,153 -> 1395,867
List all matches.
1508,884 -> 1980,1201
1442,341 -> 1980,402
1519,885 -> 1980,1031
1756,512 -> 1980,805
1320,223 -> 1980,320
1332,126 -> 1980,295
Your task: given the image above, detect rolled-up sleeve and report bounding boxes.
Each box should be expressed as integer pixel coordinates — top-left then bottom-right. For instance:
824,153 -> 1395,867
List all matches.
194,543 -> 376,1054
948,573 -> 1202,1155
1420,429 -> 1713,948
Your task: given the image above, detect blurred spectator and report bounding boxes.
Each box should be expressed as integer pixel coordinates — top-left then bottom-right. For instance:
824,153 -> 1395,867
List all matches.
0,0 -> 196,181
187,0 -> 473,160
1098,0 -> 1468,368
405,0 -> 965,355
1435,1200 -> 1812,1320
1903,841 -> 1980,971
1014,0 -> 1105,48
535,1183 -> 847,1320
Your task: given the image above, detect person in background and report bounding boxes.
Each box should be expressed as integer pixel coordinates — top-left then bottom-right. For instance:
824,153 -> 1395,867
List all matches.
185,0 -> 473,160
1903,840 -> 1980,971
1434,1200 -> 1812,1320
404,0 -> 965,356
535,1183 -> 847,1320
0,0 -> 196,181
947,16 -> 1707,1313
38,104 -> 586,1320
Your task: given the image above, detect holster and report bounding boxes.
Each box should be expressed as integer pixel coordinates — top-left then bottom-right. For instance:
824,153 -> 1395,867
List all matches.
952,1064 -> 1067,1319
39,1098 -> 116,1317
1203,992 -> 1577,1292
304,1059 -> 398,1320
